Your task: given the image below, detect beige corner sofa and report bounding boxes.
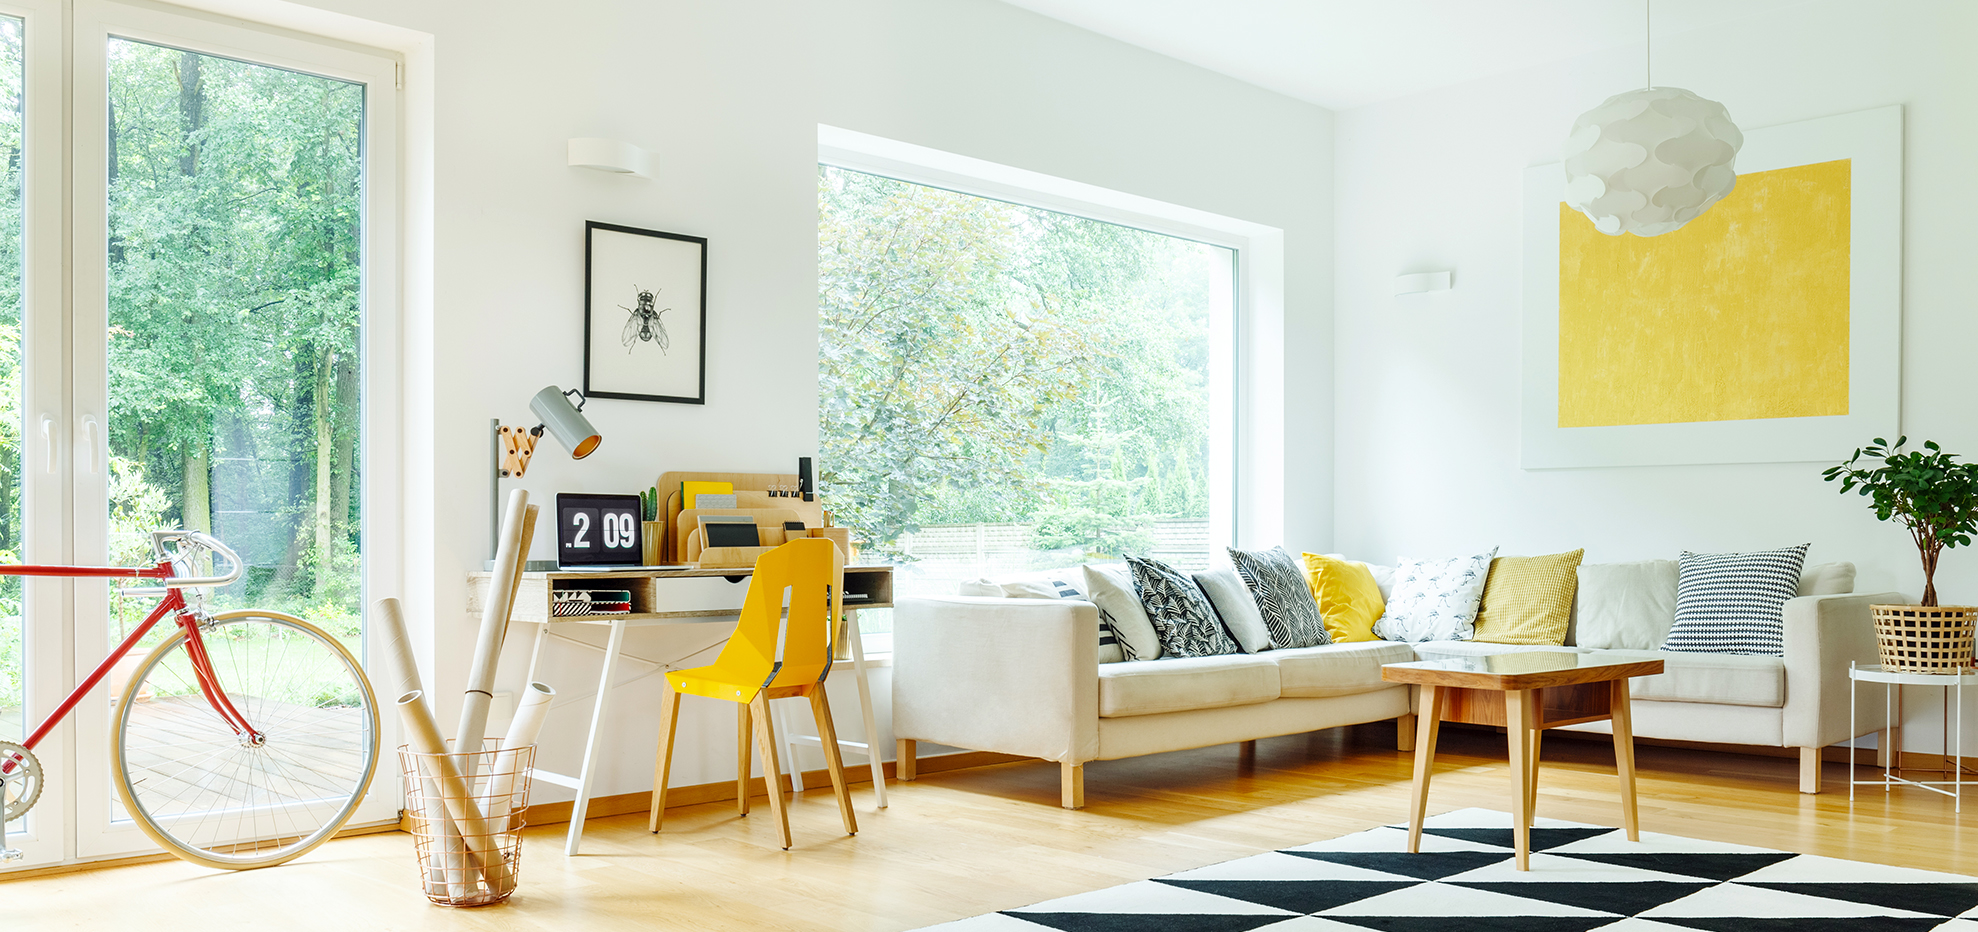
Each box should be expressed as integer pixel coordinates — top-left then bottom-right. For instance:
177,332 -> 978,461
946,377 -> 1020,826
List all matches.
891,581 -> 1899,808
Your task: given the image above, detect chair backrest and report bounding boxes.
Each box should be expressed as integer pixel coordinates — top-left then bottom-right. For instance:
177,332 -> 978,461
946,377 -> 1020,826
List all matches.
705,538 -> 845,695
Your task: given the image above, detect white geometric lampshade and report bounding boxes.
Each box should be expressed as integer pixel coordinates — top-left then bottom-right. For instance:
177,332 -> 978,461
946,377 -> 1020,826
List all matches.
1563,86 -> 1743,237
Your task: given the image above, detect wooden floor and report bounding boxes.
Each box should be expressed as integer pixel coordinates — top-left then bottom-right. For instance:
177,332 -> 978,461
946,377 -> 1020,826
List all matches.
9,721 -> 1976,930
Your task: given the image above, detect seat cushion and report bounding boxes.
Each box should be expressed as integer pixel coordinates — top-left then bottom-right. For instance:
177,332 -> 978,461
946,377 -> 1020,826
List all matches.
1098,655 -> 1281,718
1592,649 -> 1787,707
1272,641 -> 1420,698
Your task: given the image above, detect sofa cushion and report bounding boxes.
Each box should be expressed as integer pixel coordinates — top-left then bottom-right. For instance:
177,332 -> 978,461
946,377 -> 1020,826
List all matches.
1228,546 -> 1330,648
1194,566 -> 1275,653
1473,549 -> 1585,645
1375,549 -> 1497,642
1301,553 -> 1386,643
1799,562 -> 1857,596
1575,560 -> 1679,650
1592,649 -> 1787,708
1083,563 -> 1163,661
1665,544 -> 1809,656
1272,641 -> 1420,698
1131,556 -> 1242,658
959,570 -> 1123,663
1097,655 -> 1281,718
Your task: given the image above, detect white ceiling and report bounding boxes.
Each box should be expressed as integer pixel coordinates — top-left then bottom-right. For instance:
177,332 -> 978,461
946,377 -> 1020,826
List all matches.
998,0 -> 1813,110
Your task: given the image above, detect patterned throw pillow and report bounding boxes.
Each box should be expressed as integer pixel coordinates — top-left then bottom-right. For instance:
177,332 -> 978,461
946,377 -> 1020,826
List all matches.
1128,556 -> 1241,658
1664,544 -> 1810,656
1227,546 -> 1330,649
1374,549 -> 1498,642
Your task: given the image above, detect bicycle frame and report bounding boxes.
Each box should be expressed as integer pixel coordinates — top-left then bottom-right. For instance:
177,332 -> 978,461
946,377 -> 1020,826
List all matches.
4,536 -> 260,770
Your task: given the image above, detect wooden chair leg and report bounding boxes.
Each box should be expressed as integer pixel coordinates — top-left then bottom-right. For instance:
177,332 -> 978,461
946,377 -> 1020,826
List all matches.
1061,761 -> 1084,809
736,701 -> 753,817
896,739 -> 917,781
649,687 -> 682,832
750,693 -> 793,849
809,688 -> 858,835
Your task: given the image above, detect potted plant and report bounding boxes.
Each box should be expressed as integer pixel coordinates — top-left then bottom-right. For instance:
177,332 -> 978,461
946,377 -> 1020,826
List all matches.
1824,437 -> 1978,671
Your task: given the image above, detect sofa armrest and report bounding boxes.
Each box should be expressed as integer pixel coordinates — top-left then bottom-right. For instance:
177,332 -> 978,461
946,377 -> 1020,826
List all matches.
1782,591 -> 1899,748
891,596 -> 1100,764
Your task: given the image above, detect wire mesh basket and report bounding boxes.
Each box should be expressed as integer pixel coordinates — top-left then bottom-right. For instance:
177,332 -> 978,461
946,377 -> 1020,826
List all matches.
1872,605 -> 1978,673
399,742 -> 535,907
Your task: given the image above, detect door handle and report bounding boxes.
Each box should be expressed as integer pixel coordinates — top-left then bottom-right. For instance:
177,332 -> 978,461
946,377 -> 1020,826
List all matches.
38,415 -> 52,474
80,415 -> 100,475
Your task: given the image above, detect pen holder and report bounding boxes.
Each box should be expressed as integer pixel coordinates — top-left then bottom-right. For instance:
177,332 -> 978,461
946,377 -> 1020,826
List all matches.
642,521 -> 664,566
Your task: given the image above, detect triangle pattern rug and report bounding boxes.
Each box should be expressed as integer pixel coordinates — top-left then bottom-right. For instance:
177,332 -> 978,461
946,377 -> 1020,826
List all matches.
914,808 -> 1978,932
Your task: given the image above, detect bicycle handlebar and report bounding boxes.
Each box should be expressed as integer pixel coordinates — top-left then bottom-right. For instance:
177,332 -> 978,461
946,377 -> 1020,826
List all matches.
152,530 -> 245,589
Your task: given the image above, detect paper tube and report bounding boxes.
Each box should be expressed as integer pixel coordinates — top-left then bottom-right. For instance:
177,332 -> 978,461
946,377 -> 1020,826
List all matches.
398,690 -> 514,893
487,681 -> 554,829
456,491 -> 534,769
373,598 -> 424,698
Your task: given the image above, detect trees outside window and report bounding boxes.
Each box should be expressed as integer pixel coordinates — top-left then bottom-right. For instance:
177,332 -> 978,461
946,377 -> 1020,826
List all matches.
818,166 -> 1229,619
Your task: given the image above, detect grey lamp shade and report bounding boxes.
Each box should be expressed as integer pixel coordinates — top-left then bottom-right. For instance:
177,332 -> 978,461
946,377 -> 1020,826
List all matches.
530,385 -> 602,458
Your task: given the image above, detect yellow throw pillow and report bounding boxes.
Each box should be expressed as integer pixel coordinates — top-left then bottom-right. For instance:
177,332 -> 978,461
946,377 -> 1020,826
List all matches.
1472,549 -> 1586,645
1300,553 -> 1385,643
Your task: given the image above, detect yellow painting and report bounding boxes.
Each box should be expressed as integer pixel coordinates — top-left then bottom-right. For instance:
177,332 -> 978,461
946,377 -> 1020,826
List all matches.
1557,158 -> 1851,428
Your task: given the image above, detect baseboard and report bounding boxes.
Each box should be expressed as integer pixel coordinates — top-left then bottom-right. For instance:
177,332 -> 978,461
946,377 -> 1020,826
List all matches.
400,750 -> 1029,832
1531,723 -> 1964,770
0,818 -> 403,882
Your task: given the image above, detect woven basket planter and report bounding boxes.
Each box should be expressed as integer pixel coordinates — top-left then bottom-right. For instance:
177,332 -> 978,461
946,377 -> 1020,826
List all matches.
1871,604 -> 1978,673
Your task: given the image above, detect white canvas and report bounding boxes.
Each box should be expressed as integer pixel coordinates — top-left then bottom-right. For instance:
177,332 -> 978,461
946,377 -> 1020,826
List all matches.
585,224 -> 705,403
1521,105 -> 1902,468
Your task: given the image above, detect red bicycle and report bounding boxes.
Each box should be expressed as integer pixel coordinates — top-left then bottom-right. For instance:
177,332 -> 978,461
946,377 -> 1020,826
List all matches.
0,530 -> 379,869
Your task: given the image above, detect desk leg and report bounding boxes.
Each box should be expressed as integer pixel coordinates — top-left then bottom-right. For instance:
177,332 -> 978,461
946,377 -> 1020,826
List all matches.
565,618 -> 625,857
1610,679 -> 1640,841
1407,685 -> 1445,854
846,611 -> 887,808
1506,688 -> 1533,870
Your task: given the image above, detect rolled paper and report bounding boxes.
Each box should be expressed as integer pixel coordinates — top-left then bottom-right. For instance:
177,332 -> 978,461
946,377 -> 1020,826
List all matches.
372,598 -> 424,699
457,490 -> 533,771
398,690 -> 514,893
487,681 -> 554,829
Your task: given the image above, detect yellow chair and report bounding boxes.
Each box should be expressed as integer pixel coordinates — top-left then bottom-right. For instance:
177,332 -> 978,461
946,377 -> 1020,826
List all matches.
648,538 -> 857,849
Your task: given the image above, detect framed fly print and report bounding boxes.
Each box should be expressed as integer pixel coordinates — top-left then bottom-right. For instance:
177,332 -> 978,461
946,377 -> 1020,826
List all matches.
583,220 -> 708,404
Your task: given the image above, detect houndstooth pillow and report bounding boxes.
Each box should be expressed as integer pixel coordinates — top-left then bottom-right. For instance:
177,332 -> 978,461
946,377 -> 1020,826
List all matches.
1226,546 -> 1330,649
1663,544 -> 1809,656
1375,549 -> 1498,642
1128,556 -> 1241,658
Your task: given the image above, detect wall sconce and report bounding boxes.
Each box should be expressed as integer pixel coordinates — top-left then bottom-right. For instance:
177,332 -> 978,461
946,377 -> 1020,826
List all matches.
568,137 -> 649,177
1393,271 -> 1453,296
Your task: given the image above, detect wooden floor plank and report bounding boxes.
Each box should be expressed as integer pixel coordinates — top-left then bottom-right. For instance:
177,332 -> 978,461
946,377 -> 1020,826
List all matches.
7,721 -> 1974,930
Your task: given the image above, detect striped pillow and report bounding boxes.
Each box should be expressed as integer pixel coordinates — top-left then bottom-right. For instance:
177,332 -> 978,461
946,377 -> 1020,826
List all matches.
1227,546 -> 1331,649
1663,545 -> 1810,656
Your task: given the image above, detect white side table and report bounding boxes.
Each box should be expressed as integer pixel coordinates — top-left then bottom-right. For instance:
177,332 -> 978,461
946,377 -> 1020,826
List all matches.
1850,662 -> 1978,811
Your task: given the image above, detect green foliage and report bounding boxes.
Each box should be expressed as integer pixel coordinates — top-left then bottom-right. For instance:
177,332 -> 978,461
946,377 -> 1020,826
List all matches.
817,167 -> 1218,559
1824,436 -> 1978,606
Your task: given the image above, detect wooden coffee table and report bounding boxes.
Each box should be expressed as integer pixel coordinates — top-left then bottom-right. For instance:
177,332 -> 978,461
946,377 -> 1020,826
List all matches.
1381,650 -> 1664,870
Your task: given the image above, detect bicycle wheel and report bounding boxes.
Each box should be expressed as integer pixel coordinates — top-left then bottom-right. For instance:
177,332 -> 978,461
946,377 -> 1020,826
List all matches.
112,609 -> 379,870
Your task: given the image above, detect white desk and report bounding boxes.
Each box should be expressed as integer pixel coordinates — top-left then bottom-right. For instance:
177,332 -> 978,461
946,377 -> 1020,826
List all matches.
468,564 -> 894,854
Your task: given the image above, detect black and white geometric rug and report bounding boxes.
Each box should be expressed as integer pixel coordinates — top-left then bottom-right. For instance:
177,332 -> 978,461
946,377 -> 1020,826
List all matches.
920,808 -> 1978,931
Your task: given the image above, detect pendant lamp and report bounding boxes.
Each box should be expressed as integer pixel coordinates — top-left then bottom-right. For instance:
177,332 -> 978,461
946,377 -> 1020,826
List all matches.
1563,2 -> 1742,237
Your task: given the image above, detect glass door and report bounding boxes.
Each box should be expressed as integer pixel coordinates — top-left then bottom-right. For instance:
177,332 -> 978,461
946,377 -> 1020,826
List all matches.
0,0 -> 72,867
68,1 -> 399,860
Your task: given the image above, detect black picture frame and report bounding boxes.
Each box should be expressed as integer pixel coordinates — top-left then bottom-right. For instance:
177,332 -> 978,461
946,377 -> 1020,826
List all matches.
583,220 -> 708,405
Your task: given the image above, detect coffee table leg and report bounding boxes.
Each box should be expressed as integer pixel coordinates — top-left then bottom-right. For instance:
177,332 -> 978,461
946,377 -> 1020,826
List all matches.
1526,726 -> 1543,817
1611,679 -> 1640,841
1506,689 -> 1533,870
1407,685 -> 1445,853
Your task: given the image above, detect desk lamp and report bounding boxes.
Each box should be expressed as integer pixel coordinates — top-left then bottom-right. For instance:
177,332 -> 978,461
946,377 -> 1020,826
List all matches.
491,385 -> 602,564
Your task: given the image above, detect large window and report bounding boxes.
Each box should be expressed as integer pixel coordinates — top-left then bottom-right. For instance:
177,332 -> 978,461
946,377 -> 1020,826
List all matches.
818,166 -> 1233,617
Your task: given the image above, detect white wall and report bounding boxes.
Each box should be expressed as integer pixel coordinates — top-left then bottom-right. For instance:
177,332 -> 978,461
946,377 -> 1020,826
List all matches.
236,0 -> 1333,801
1332,0 -> 1978,751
